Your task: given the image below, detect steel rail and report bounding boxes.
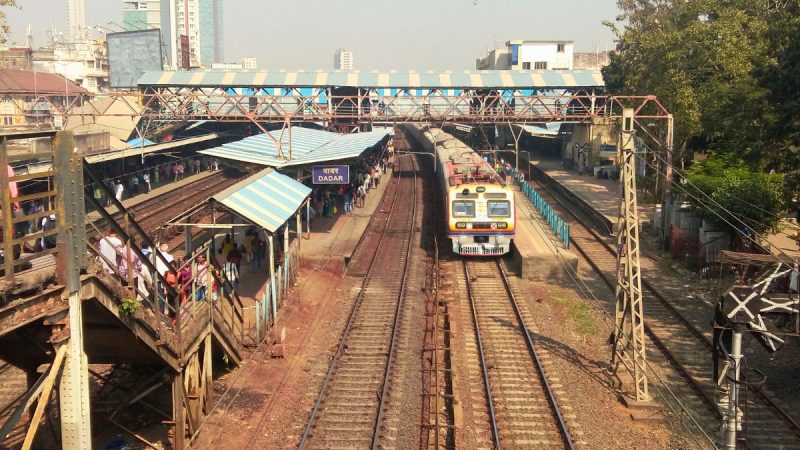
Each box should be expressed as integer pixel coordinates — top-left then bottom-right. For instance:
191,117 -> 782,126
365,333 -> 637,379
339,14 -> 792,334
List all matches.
297,154 -> 417,448
371,155 -> 419,449
528,170 -> 800,443
495,260 -> 576,450
462,261 -> 502,450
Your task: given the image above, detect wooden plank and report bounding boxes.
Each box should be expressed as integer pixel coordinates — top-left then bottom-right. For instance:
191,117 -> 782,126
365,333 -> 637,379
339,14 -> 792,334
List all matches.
22,344 -> 66,450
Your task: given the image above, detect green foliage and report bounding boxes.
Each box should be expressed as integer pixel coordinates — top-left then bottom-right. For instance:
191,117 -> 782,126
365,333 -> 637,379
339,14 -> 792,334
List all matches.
119,298 -> 138,316
0,1 -> 18,45
604,0 -> 796,170
685,154 -> 785,234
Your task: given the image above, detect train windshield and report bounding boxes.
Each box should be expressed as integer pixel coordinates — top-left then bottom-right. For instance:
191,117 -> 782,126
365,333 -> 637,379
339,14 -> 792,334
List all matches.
452,200 -> 475,218
487,200 -> 511,218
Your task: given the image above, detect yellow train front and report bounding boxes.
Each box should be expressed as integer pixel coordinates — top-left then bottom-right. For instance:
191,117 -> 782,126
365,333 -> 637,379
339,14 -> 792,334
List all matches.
446,182 -> 515,255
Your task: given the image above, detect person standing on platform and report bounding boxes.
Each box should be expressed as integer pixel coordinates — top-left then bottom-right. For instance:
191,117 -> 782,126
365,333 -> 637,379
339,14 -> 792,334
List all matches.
130,174 -> 139,196
114,179 -> 125,202
105,179 -> 115,206
172,163 -> 179,183
178,161 -> 185,180
251,235 -> 263,270
153,167 -> 159,186
222,256 -> 239,297
143,171 -> 151,193
343,187 -> 352,215
243,229 -> 254,263
222,234 -> 234,258
357,184 -> 366,208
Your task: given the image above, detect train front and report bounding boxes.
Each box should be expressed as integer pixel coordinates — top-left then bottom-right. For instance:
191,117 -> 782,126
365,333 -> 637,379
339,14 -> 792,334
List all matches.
447,184 -> 515,256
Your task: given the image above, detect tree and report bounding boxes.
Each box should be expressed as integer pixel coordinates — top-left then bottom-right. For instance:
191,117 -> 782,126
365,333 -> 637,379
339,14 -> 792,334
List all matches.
603,0 -> 778,166
684,153 -> 785,234
0,0 -> 17,45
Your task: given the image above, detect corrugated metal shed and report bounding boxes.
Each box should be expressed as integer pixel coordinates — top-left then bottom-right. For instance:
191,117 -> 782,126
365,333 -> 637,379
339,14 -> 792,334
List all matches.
519,123 -> 562,137
138,69 -> 604,89
199,127 -> 387,168
212,168 -> 311,234
85,134 -> 220,164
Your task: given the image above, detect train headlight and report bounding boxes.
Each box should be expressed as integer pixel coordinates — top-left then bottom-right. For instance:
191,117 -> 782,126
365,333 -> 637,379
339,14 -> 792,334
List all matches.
497,222 -> 508,229
455,222 -> 466,229
466,223 -> 473,230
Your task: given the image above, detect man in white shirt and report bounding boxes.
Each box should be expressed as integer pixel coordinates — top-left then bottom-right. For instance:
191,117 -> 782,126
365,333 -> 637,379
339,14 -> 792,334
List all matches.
114,180 -> 124,201
155,243 -> 174,278
98,231 -> 123,274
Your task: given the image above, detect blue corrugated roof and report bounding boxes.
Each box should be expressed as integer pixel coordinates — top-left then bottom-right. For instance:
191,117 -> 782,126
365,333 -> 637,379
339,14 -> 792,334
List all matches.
127,137 -> 156,147
213,169 -> 311,234
138,69 -> 605,89
199,127 -> 388,168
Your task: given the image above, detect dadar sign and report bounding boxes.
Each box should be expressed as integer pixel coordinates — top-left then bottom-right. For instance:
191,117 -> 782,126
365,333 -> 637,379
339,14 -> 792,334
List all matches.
312,165 -> 350,184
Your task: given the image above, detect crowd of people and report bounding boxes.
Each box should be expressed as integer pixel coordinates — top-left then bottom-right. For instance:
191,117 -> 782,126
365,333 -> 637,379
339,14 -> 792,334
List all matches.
89,156 -> 220,207
93,224 -> 277,322
308,147 -> 392,220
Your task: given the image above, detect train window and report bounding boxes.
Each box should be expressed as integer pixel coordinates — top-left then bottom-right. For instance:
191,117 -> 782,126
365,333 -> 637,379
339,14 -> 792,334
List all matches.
452,200 -> 475,218
487,200 -> 511,218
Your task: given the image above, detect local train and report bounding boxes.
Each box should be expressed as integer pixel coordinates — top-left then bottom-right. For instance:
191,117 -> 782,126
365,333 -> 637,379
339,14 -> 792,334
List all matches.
403,125 -> 515,256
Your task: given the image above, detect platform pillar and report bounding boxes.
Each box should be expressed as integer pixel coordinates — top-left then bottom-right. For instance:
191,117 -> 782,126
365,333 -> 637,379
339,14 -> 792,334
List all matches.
268,234 -> 277,320
172,372 -> 186,450
53,131 -> 92,449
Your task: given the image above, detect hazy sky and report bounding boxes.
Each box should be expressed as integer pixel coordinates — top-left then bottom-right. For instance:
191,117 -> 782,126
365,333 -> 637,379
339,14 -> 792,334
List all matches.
5,0 -> 620,70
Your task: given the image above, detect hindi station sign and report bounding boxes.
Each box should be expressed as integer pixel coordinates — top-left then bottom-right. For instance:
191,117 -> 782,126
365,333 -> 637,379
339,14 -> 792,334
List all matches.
312,165 -> 350,184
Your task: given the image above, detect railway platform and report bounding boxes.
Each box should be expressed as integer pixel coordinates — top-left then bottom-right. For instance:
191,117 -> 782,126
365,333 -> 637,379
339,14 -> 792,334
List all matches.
511,187 -> 579,281
298,166 -> 393,276
528,158 -> 656,234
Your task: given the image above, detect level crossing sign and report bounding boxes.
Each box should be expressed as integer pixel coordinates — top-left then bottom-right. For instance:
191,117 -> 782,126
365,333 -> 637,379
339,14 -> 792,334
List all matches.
312,165 -> 350,184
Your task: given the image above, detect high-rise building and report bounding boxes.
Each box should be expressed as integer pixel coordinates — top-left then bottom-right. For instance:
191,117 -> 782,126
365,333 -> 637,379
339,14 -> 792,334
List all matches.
122,0 -> 223,68
122,1 -> 164,31
66,0 -> 86,40
242,57 -> 257,69
334,48 -> 353,70
175,0 -> 223,67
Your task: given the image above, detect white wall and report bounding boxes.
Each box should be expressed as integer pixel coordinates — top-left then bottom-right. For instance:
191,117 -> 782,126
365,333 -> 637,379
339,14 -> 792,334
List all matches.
516,42 -> 573,70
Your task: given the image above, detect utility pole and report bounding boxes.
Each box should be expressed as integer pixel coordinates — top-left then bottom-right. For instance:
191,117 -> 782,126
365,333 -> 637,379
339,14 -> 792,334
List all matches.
610,108 -> 652,410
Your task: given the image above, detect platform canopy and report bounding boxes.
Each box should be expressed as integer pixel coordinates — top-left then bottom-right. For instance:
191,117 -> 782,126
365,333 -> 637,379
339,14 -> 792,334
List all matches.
212,168 -> 311,233
139,69 -> 604,89
199,127 -> 388,168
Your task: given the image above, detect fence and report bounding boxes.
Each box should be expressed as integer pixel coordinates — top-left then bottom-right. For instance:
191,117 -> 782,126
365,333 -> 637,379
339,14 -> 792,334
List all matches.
511,169 -> 570,249
252,239 -> 301,345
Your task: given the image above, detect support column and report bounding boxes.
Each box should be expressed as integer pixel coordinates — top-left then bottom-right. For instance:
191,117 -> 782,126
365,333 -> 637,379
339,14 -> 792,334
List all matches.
268,234 -> 277,320
725,326 -> 744,449
296,209 -> 302,253
202,334 -> 213,414
53,131 -> 91,449
172,373 -> 185,450
184,225 -> 193,257
306,200 -> 311,238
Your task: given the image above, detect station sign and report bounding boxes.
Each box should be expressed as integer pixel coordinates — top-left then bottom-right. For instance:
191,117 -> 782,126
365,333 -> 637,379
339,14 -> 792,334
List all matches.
312,165 -> 350,184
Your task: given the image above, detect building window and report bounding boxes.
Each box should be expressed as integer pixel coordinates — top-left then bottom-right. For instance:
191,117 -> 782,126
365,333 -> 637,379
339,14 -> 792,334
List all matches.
522,62 -> 531,70
534,61 -> 548,70
557,43 -> 565,53
3,117 -> 12,126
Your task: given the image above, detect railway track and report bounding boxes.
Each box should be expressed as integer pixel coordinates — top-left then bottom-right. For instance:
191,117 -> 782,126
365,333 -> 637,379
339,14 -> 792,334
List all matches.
527,173 -> 800,449
89,171 -> 240,237
298,155 -> 419,449
462,258 -> 575,449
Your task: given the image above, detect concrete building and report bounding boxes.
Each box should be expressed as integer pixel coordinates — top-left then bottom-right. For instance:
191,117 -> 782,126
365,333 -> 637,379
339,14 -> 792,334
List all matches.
175,0 -> 224,67
32,39 -> 109,93
0,69 -> 89,129
476,40 -> 573,70
334,48 -> 353,70
573,51 -> 611,70
66,0 -> 86,40
0,47 -> 34,71
242,57 -> 257,69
